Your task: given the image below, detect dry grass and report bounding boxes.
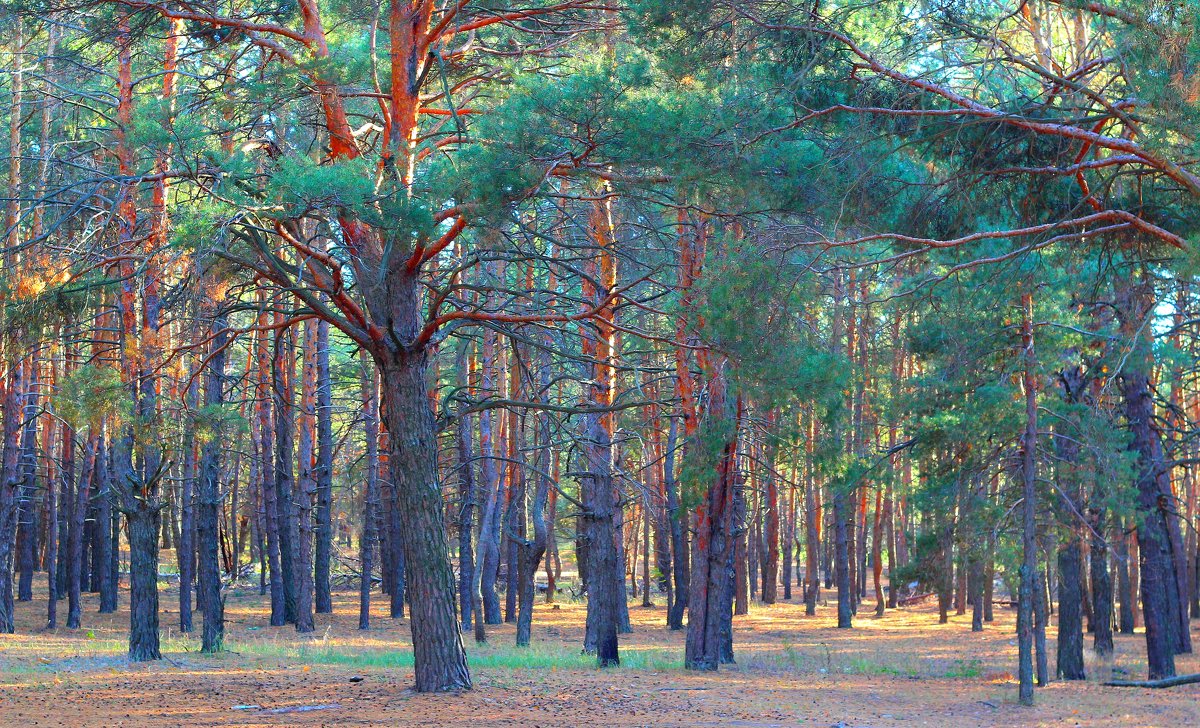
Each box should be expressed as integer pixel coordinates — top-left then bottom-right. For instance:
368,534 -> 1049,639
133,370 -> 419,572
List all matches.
1,579 -> 1198,726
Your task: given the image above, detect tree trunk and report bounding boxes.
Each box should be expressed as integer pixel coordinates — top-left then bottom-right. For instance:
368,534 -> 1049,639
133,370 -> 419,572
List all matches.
477,324 -> 502,625
359,356 -> 380,630
834,487 -> 853,628
253,315 -> 285,626
684,398 -> 737,671
66,435 -> 97,630
1090,506 -> 1114,655
516,357 -> 552,646
580,421 -> 621,666
1117,524 -> 1135,634
1116,275 -> 1188,678
377,342 -> 472,690
179,371 -> 198,632
273,324 -> 298,625
1018,290 -> 1038,706
0,354 -> 25,634
292,319 -> 318,634
126,501 -> 162,661
665,415 -> 687,630
16,356 -> 39,604
198,315 -> 227,652
762,455 -> 780,605
314,319 -> 334,615
1056,540 -> 1086,679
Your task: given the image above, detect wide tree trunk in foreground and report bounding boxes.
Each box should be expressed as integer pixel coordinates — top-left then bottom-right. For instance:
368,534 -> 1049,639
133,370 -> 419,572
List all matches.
684,374 -> 739,671
126,500 -> 162,661
375,272 -> 470,691
1117,274 -> 1189,679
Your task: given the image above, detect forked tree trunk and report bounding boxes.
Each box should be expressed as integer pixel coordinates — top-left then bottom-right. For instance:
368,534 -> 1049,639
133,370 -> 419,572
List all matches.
684,411 -> 737,670
516,406 -> 551,646
375,276 -> 471,690
1117,275 -> 1188,678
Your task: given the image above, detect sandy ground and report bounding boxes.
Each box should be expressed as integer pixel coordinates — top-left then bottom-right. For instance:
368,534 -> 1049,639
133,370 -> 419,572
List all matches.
1,579 -> 1198,727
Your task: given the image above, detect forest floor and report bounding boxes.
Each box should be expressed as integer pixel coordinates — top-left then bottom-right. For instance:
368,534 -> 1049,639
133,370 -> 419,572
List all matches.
1,580 -> 1198,727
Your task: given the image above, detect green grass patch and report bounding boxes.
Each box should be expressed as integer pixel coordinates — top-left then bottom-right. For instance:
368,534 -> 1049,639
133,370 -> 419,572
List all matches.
232,639 -> 682,671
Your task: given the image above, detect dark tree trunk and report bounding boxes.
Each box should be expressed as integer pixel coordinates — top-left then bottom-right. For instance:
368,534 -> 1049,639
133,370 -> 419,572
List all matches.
386,475 -> 406,620
782,475 -> 794,602
733,492 -> 748,618
1054,365 -> 1086,680
516,365 -> 551,646
98,442 -> 117,613
0,355 -> 25,634
457,409 -> 475,629
762,464 -> 779,605
665,415 -> 687,630
377,331 -> 471,691
178,372 -> 198,633
292,318 -> 319,634
1116,525 -> 1135,634
1056,540 -> 1086,679
258,333 -> 285,625
834,487 -> 853,629
56,419 -> 73,601
580,422 -> 621,666
1091,505 -> 1114,655
273,325 -> 298,625
45,421 -> 60,628
16,359 -> 38,603
971,553 -> 984,632
505,463 -> 520,624
198,315 -> 227,652
804,437 -> 820,616
359,357 -> 379,630
1018,290 -> 1038,706
126,502 -> 162,661
477,395 -> 502,625
66,435 -> 97,630
683,404 -> 737,670
1117,275 -> 1188,678
314,319 -> 334,615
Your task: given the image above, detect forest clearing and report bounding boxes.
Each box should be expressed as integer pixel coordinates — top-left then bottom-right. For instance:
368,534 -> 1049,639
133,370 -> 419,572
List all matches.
2,581 -> 1198,726
5,0 -> 1200,726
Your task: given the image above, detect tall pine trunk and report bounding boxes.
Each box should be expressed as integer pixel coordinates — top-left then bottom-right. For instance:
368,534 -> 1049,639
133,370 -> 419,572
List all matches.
314,319 -> 334,614
198,315 -> 227,652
